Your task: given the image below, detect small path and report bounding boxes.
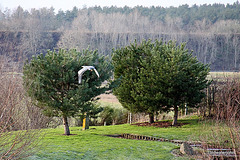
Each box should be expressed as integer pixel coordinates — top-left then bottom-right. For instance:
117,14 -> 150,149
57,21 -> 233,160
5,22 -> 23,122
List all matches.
105,133 -> 201,145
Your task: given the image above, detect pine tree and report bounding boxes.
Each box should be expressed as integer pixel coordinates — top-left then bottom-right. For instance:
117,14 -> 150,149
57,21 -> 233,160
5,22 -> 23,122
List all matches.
112,40 -> 168,123
23,49 -> 112,135
112,40 -> 210,124
161,41 -> 210,125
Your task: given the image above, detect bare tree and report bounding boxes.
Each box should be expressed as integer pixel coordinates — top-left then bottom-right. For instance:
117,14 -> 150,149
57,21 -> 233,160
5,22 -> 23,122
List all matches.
0,56 -> 47,159
57,9 -> 168,54
199,78 -> 240,159
233,35 -> 239,70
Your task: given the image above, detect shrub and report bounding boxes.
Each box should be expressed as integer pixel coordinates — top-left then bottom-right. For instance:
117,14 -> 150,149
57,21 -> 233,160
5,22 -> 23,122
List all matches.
0,57 -> 44,159
199,78 -> 240,159
99,106 -> 128,125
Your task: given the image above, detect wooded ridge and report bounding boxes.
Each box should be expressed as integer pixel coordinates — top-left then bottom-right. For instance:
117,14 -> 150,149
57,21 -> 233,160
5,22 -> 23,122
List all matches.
0,2 -> 240,71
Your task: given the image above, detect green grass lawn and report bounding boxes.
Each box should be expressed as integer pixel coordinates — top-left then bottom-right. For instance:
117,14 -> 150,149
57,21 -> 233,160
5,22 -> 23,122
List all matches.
27,118 -> 201,160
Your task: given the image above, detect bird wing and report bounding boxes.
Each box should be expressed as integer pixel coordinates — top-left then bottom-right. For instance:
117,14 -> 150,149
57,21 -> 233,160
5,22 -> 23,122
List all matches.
93,68 -> 100,77
78,66 -> 100,84
78,74 -> 82,84
78,67 -> 88,84
82,66 -> 94,70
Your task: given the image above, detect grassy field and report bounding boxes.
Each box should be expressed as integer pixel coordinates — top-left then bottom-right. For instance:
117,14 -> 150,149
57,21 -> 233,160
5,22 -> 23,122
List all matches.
209,71 -> 240,79
27,118 -> 202,160
24,72 -> 239,160
97,93 -> 122,109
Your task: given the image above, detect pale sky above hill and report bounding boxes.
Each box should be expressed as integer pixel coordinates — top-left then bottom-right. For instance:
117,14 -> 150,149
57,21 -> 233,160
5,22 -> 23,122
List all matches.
0,0 -> 238,12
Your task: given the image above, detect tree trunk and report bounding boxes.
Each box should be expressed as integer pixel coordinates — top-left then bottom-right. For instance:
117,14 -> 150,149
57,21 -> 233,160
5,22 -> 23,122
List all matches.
172,106 -> 178,126
185,103 -> 188,116
149,113 -> 154,123
128,112 -> 132,124
63,115 -> 70,135
85,115 -> 89,129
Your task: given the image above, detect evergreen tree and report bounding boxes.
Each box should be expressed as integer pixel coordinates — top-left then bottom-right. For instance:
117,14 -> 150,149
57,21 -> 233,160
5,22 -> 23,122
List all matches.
161,41 -> 210,125
112,40 -> 210,124
23,49 -> 112,135
112,40 -> 168,123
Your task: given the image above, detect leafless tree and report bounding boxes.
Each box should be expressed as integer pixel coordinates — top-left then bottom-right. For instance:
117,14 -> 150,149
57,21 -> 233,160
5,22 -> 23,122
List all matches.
199,78 -> 240,159
57,9 -> 169,54
0,56 -> 50,159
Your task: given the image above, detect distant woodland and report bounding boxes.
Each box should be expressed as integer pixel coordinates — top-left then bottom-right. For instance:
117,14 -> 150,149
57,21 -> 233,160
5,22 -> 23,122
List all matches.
1,2 -> 240,71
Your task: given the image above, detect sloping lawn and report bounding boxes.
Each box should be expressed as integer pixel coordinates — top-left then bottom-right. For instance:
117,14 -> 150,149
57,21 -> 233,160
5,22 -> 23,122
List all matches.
28,118 -> 201,160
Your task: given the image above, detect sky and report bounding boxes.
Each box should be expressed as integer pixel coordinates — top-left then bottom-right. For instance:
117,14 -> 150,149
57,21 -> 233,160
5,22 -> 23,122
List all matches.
0,0 -> 238,12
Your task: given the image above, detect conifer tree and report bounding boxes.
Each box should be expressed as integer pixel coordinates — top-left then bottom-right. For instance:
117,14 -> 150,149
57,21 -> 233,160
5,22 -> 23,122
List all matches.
112,40 -> 210,124
23,49 -> 112,135
112,40 -> 168,123
161,41 -> 210,125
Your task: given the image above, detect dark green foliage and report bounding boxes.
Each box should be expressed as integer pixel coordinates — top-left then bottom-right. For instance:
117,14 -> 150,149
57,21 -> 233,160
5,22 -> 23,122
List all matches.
159,41 -> 211,125
23,48 -> 112,134
77,104 -> 104,126
159,42 -> 210,106
112,40 -> 169,123
56,7 -> 79,28
2,2 -> 240,32
112,40 -> 210,124
88,3 -> 240,25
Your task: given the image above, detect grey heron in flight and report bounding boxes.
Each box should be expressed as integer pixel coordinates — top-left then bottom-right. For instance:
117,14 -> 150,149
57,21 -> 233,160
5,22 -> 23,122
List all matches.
78,66 -> 100,84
